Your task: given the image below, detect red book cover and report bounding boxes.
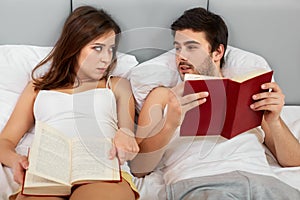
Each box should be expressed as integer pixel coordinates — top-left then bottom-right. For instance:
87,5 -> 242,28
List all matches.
180,70 -> 273,139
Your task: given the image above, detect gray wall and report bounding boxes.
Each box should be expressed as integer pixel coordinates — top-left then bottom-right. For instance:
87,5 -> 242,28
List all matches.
0,0 -> 299,104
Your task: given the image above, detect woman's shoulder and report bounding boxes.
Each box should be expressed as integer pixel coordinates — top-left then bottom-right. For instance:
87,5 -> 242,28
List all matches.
107,76 -> 132,99
16,81 -> 40,102
26,81 -> 39,94
109,76 -> 131,90
110,76 -> 129,84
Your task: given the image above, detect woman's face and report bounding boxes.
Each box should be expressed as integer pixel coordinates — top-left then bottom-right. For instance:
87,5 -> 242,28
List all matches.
77,30 -> 116,82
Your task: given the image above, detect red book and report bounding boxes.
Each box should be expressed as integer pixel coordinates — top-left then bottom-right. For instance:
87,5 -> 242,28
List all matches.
180,70 -> 273,139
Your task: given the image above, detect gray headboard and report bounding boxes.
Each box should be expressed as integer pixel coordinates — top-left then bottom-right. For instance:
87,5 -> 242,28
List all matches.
0,0 -> 299,105
72,0 -> 208,62
0,0 -> 70,46
209,0 -> 300,105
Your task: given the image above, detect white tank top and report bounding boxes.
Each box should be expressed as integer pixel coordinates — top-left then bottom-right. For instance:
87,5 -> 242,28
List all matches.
33,81 -> 131,172
34,87 -> 118,139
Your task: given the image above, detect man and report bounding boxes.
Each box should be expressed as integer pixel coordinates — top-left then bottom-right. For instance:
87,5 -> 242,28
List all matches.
130,7 -> 300,199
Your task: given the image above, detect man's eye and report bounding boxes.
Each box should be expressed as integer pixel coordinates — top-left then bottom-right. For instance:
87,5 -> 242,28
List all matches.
187,45 -> 198,50
175,46 -> 181,51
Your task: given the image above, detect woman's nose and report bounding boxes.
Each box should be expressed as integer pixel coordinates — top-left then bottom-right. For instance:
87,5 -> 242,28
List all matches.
100,50 -> 112,63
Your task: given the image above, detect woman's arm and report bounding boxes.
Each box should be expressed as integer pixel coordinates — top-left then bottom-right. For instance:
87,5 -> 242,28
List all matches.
0,82 -> 37,183
251,82 -> 300,167
110,77 -> 139,164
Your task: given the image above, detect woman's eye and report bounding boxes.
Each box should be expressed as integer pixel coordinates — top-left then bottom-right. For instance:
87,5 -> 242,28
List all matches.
109,46 -> 115,52
93,46 -> 103,52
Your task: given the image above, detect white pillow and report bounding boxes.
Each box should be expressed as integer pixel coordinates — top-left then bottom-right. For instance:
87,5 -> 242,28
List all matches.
130,45 -> 272,113
112,52 -> 139,78
0,45 -> 138,132
130,49 -> 180,112
222,46 -> 272,78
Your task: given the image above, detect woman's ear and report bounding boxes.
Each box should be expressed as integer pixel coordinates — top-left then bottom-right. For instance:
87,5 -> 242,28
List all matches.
212,44 -> 225,62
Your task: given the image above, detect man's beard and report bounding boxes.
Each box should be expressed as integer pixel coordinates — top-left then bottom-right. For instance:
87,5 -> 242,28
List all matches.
196,55 -> 220,77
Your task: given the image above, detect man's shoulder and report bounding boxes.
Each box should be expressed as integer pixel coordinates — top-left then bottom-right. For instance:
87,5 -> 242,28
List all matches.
150,86 -> 170,97
146,86 -> 169,104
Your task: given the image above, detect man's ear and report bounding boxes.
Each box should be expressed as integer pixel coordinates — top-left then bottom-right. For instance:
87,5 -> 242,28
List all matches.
212,44 -> 225,62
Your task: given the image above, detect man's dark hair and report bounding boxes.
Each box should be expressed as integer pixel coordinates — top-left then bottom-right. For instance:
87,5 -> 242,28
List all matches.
171,7 -> 228,67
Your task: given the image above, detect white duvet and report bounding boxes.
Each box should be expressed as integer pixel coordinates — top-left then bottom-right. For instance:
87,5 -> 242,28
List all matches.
133,105 -> 300,200
0,106 -> 300,200
0,45 -> 299,199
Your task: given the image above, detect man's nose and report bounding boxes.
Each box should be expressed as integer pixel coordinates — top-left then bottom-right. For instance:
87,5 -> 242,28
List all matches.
177,49 -> 189,61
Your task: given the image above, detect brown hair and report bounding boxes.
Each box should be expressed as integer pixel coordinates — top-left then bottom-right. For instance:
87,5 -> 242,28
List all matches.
32,6 -> 121,90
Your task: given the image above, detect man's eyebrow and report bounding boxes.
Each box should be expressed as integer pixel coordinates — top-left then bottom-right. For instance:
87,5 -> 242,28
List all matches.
183,41 -> 200,45
173,40 -> 201,46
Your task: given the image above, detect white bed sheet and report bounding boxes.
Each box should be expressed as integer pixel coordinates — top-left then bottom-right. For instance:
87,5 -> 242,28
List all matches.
133,105 -> 300,200
0,107 -> 299,199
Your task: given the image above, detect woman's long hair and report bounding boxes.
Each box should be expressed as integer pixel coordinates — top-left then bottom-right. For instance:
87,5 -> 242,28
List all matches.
32,6 -> 121,90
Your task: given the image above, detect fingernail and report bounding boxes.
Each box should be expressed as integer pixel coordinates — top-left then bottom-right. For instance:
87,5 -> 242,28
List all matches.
203,92 -> 209,96
261,84 -> 266,89
252,95 -> 257,100
250,104 -> 255,109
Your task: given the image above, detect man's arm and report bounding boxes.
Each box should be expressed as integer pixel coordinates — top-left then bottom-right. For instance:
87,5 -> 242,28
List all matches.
130,87 -> 171,177
251,82 -> 300,167
131,84 -> 208,177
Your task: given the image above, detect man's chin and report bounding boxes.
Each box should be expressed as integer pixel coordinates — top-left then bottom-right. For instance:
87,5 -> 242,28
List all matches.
179,73 -> 185,81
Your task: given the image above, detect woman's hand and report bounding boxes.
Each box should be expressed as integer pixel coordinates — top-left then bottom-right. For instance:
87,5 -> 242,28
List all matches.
110,128 -> 139,165
12,154 -> 29,184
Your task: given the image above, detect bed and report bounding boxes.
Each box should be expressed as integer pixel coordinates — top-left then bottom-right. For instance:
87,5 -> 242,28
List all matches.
0,0 -> 300,199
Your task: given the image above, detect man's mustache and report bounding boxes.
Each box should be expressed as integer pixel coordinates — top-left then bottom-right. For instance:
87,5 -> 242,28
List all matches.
178,61 -> 194,69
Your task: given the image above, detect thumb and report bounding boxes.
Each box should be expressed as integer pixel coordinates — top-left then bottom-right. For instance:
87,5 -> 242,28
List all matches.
109,145 -> 117,160
21,159 -> 29,170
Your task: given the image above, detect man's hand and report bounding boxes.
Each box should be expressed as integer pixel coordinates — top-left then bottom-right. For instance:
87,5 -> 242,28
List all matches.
250,82 -> 285,123
166,82 -> 209,127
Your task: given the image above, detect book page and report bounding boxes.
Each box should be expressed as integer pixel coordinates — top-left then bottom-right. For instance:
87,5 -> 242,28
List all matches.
27,121 -> 72,186
24,172 -> 66,188
184,73 -> 224,81
70,137 -> 120,183
23,171 -> 70,196
231,69 -> 271,82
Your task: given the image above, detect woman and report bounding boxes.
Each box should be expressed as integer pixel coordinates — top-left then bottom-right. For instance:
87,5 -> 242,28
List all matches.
0,6 -> 139,200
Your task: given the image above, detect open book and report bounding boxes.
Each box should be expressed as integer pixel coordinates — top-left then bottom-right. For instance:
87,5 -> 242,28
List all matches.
180,70 -> 273,139
22,121 -> 121,196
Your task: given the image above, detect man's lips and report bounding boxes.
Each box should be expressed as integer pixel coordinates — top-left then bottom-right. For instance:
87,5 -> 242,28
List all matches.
179,61 -> 193,69
178,62 -> 194,74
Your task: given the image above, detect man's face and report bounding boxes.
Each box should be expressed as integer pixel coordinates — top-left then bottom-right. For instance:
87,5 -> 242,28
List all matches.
174,29 -> 221,80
